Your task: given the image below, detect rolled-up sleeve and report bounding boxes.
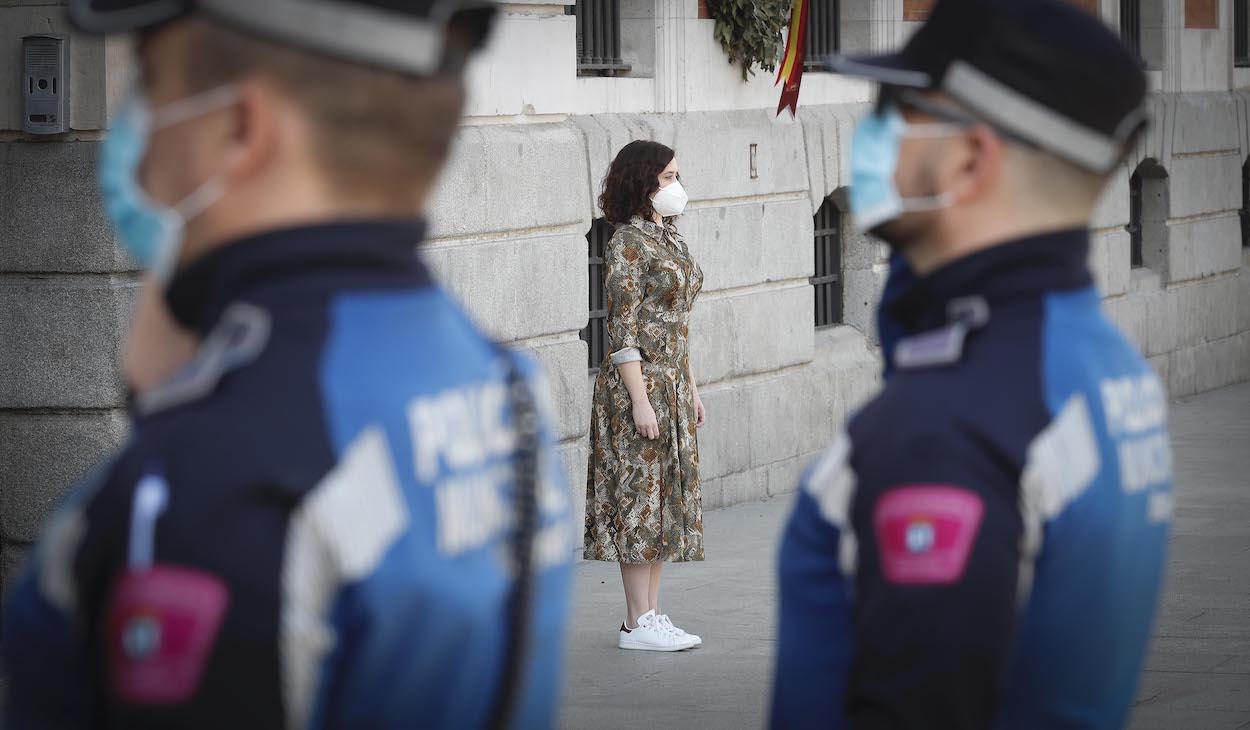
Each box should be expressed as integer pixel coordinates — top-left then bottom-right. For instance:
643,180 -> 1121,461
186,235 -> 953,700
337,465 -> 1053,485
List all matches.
605,233 -> 647,366
610,348 -> 643,366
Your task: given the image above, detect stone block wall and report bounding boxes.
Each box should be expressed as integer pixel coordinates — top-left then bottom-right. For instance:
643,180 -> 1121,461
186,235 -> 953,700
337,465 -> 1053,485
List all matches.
434,108 -> 888,527
1,5 -> 138,604
0,143 -> 140,593
1096,92 -> 1250,398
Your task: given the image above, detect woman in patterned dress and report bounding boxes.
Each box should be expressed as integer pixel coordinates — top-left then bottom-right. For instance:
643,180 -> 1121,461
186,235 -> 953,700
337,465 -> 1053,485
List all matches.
585,141 -> 707,651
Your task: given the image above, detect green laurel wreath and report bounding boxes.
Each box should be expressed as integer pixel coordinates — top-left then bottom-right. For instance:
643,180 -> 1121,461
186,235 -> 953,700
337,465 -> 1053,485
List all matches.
706,0 -> 793,82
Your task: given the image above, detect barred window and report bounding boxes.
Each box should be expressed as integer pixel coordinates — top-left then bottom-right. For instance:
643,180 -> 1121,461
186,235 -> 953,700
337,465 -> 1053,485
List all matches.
804,0 -> 841,70
580,219 -> 615,368
1237,0 -> 1249,67
812,197 -> 844,328
1129,169 -> 1144,267
1241,159 -> 1249,248
1121,0 -> 1141,59
571,0 -> 631,77
1128,159 -> 1169,272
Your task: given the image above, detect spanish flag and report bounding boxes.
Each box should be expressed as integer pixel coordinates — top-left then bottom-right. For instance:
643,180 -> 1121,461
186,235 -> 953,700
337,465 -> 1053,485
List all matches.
776,0 -> 809,117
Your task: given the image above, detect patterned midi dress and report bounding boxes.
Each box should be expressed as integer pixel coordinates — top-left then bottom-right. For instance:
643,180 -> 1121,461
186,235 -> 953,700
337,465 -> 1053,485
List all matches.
584,216 -> 705,564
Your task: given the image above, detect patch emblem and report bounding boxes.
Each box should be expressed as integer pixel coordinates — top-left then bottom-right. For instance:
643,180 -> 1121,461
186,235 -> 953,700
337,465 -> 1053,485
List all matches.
106,565 -> 229,705
905,520 -> 936,554
874,485 -> 984,585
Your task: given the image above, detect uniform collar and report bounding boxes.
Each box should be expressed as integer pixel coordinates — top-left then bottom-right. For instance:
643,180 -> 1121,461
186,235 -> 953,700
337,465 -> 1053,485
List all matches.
166,219 -> 433,335
889,228 -> 1093,333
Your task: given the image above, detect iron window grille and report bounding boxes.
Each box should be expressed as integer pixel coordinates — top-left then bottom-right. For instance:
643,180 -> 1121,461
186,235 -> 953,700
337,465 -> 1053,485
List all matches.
570,0 -> 631,77
1120,0 -> 1141,60
580,219 -> 615,368
1241,160 -> 1249,248
1237,0 -> 1250,67
1128,170 -> 1144,267
811,197 -> 844,328
804,0 -> 841,71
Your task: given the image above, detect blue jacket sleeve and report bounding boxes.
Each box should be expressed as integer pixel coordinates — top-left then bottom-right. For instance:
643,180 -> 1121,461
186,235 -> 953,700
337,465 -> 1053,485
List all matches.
772,463 -> 859,730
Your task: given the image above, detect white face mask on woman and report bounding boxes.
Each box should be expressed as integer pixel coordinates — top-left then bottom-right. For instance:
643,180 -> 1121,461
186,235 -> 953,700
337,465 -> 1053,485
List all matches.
652,180 -> 689,218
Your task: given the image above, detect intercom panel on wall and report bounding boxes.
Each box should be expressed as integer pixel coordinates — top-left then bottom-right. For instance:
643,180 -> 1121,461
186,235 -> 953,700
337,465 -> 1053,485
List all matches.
22,34 -> 68,135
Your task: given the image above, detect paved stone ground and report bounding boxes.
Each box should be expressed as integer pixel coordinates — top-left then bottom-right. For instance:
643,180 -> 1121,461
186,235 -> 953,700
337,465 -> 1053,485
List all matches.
560,382 -> 1250,730
1130,382 -> 1250,729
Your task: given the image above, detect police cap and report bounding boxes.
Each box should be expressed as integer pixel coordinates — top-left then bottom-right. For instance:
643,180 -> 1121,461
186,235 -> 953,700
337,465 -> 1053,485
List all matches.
824,0 -> 1147,173
67,0 -> 495,76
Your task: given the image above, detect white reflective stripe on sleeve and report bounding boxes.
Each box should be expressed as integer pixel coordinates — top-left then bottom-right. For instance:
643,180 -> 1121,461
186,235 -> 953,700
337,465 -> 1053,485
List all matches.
943,61 -> 1126,173
127,475 -> 169,570
281,426 -> 409,730
610,348 -> 643,366
802,431 -> 860,577
1017,393 -> 1102,603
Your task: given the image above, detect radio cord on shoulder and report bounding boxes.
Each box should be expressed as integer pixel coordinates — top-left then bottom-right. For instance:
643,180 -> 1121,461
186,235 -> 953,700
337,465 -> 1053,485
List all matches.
486,349 -> 542,730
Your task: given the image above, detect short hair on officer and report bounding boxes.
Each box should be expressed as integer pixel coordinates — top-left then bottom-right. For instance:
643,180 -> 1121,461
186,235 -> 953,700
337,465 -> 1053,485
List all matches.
176,19 -> 466,206
70,0 -> 495,204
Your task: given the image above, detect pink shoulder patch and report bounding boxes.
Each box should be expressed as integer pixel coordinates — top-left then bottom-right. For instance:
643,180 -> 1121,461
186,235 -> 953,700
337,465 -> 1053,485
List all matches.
105,565 -> 229,705
874,484 -> 984,585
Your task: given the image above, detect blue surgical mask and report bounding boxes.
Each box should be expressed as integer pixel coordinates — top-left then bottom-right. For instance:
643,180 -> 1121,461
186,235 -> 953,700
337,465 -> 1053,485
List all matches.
99,85 -> 239,280
849,105 -> 962,233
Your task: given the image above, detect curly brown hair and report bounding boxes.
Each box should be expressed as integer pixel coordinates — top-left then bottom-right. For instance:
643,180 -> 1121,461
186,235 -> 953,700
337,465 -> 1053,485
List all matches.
598,140 -> 676,224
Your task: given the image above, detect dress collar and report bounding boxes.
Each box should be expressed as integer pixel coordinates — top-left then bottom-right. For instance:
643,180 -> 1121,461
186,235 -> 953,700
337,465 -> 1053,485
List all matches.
628,215 -> 679,241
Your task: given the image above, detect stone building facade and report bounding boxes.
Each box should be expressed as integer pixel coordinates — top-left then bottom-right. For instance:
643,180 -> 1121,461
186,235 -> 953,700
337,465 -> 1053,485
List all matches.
1,0 -> 1248,600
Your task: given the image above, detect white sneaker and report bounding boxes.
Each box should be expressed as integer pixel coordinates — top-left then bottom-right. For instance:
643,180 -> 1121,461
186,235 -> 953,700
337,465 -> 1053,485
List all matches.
658,614 -> 702,648
618,610 -> 697,651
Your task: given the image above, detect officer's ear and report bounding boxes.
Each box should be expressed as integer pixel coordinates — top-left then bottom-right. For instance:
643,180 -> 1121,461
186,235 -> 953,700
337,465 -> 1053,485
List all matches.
950,123 -> 1006,205
220,78 -> 284,188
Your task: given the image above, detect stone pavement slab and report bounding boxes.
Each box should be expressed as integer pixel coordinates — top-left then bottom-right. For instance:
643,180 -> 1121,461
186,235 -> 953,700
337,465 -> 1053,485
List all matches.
559,383 -> 1250,729
560,499 -> 788,730
1131,382 -> 1250,729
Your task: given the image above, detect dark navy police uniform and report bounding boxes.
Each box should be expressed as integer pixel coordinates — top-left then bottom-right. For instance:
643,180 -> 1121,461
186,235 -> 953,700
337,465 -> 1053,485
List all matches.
773,0 -> 1171,727
3,222 -> 573,729
773,232 -> 1172,728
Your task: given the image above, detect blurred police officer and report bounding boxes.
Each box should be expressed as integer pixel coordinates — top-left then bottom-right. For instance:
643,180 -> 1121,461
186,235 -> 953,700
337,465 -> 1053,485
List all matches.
772,0 -> 1173,727
2,2 -> 573,728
